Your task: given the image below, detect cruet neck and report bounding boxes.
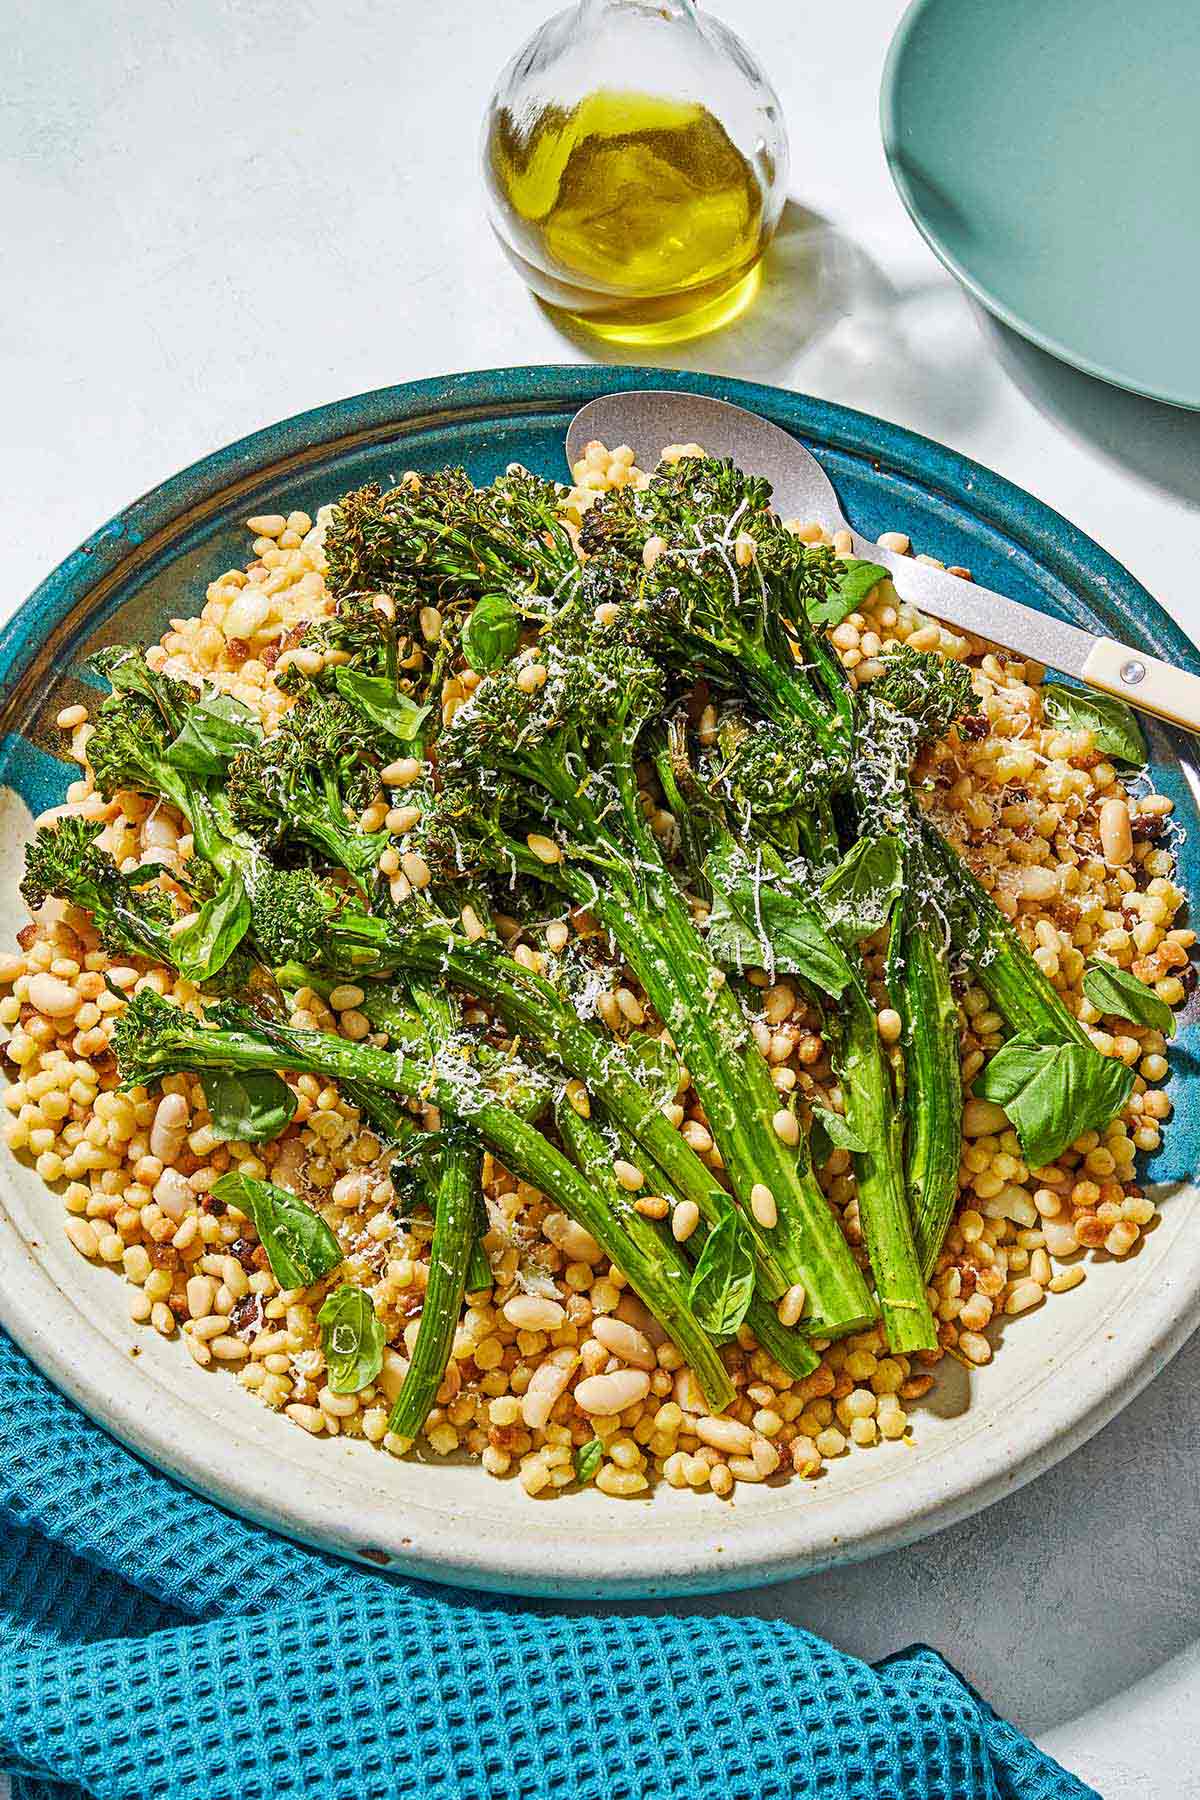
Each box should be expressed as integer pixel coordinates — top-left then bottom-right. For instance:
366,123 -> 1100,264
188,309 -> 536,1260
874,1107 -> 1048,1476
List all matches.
578,0 -> 700,22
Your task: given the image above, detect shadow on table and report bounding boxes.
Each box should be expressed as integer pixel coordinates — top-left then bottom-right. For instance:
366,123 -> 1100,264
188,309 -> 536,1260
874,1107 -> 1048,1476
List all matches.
537,201 -> 995,445
661,1323 -> 1200,1735
976,311 -> 1200,512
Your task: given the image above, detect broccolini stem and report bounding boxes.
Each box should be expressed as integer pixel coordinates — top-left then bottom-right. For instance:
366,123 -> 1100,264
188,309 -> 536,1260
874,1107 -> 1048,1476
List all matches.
127,1005 -> 733,1407
918,819 -> 1092,1047
362,932 -> 794,1300
831,985 -> 939,1354
572,868 -> 875,1335
465,1202 -> 494,1297
554,1096 -> 735,1411
894,900 -> 964,1280
387,1134 -> 479,1445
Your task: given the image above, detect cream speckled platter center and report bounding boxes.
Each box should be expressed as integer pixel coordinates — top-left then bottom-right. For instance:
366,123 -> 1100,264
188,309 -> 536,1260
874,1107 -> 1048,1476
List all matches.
1,367 -> 1196,1597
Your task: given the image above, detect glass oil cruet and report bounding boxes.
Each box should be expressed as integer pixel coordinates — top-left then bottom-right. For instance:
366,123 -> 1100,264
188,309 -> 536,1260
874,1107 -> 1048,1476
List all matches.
481,0 -> 790,345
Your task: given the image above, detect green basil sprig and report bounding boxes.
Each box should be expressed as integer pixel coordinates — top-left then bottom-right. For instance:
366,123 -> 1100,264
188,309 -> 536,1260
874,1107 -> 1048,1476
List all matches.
166,689 -> 262,778
211,1171 -> 342,1289
809,1103 -> 868,1168
808,558 -> 890,630
820,837 -> 904,943
333,667 -> 430,743
687,1207 -> 755,1336
462,594 -> 522,673
172,867 -> 252,982
973,1038 -> 1135,1168
1082,957 -> 1176,1037
1041,682 -> 1147,766
704,842 -> 853,995
318,1285 -> 386,1394
199,1070 -> 298,1144
573,1437 -> 605,1486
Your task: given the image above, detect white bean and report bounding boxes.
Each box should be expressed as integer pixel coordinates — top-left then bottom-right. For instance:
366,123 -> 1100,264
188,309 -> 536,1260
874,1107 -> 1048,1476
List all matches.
520,1352 -> 575,1430
695,1415 -> 754,1455
591,1315 -> 656,1370
153,1167 -> 193,1222
150,1092 -> 189,1162
502,1294 -> 566,1332
543,1212 -> 602,1263
574,1368 -> 651,1415
27,972 -> 81,1018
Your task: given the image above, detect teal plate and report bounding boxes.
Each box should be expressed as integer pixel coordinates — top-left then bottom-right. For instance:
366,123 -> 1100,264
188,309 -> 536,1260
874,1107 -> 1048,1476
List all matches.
881,0 -> 1200,409
0,366 -> 1197,1597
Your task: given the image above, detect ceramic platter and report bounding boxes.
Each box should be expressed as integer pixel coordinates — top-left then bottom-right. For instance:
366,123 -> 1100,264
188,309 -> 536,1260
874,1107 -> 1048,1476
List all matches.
881,0 -> 1200,409
1,366 -> 1197,1599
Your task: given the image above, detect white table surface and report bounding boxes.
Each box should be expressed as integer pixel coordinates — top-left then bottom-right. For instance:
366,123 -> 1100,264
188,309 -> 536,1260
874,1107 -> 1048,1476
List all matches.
4,2 -> 1200,1794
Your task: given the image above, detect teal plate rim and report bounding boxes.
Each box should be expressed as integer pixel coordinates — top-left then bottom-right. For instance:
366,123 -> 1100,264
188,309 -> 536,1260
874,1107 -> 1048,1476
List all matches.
879,0 -> 1200,413
1,363 -> 1198,1598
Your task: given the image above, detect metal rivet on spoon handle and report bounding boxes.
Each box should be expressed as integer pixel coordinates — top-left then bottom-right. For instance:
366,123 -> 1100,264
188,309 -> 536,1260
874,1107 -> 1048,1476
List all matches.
567,391 -> 1200,736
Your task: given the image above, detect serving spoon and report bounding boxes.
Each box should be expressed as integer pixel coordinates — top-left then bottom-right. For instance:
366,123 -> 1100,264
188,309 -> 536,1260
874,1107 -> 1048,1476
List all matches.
566,390 -> 1200,735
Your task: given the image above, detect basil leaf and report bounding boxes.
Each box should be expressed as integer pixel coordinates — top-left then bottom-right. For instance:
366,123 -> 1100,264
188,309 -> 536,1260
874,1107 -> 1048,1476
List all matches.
172,867 -> 252,982
166,689 -> 261,777
333,667 -> 430,743
1082,957 -> 1176,1038
703,843 -> 853,995
688,1207 -> 755,1336
200,1070 -> 298,1144
1041,682 -> 1147,766
820,837 -> 904,942
318,1285 -> 386,1394
462,594 -> 522,673
974,1037 -> 1135,1167
573,1437 -> 604,1486
211,1171 -> 342,1289
811,1104 -> 867,1155
808,558 -> 889,630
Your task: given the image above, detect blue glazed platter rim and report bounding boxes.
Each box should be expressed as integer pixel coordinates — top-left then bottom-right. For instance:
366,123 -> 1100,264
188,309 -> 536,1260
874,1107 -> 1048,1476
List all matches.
0,364 -> 1197,1600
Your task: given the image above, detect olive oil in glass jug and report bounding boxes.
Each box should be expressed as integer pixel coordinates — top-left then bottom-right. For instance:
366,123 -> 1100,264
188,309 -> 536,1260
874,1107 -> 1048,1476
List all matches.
481,0 -> 789,344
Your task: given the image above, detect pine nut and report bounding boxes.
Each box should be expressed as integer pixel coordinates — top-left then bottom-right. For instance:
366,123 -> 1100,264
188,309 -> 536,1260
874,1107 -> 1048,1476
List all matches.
642,536 -> 666,569
772,1108 -> 799,1146
958,1330 -> 992,1365
64,1217 -> 99,1257
671,1200 -> 699,1243
400,852 -> 431,889
750,1183 -> 777,1228
613,1159 -> 644,1191
876,1008 -> 902,1044
635,1195 -> 669,1219
776,1283 -> 807,1327
574,1368 -> 651,1415
381,758 -> 422,787
1005,1278 -> 1045,1316
1099,798 -> 1133,867
1048,1266 -> 1085,1294
526,832 -> 561,865
516,663 -> 547,694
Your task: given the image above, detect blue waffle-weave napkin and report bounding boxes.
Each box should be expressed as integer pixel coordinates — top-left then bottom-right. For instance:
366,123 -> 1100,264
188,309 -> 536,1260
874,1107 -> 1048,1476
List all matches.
0,1329 -> 1095,1800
